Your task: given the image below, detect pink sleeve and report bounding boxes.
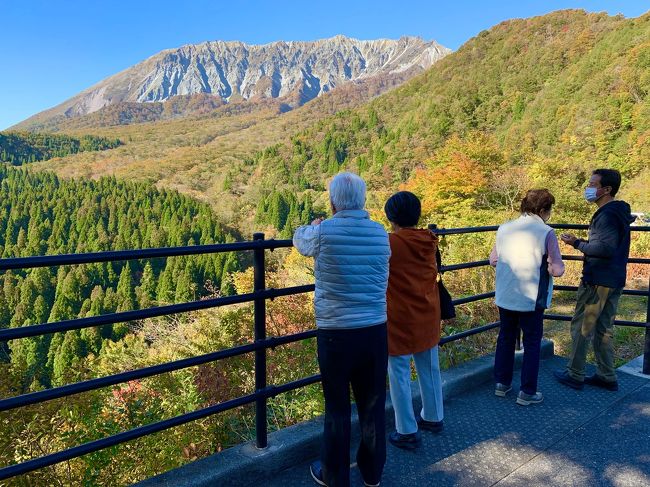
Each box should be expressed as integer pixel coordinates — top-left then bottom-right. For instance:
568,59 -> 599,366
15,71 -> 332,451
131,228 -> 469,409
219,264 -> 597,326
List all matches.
546,231 -> 565,277
489,244 -> 498,267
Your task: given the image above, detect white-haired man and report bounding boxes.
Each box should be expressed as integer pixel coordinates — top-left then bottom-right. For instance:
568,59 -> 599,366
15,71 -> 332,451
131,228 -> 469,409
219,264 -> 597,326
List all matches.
294,172 -> 390,487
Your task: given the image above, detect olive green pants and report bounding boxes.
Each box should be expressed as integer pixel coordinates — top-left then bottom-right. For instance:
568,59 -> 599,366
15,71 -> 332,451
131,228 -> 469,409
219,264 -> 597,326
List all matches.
566,282 -> 622,383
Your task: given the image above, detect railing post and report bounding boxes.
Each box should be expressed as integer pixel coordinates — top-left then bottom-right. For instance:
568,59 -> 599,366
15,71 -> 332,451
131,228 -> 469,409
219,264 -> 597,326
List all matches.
643,277 -> 650,375
253,232 -> 268,448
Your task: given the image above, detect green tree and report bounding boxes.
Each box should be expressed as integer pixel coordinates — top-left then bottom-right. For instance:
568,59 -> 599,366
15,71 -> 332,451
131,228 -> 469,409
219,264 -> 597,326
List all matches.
48,270 -> 82,323
137,262 -> 156,308
52,330 -> 85,386
116,263 -> 136,313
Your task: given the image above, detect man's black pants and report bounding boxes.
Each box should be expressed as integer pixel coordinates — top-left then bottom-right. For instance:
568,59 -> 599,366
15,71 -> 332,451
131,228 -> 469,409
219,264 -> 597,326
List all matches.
317,323 -> 388,487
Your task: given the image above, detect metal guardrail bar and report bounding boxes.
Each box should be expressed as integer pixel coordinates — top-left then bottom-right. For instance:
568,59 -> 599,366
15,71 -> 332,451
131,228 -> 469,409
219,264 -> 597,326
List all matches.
253,233 -> 268,448
561,254 -> 649,264
452,292 -> 495,305
440,260 -> 490,272
432,224 -> 650,235
440,321 -> 501,344
0,239 -> 294,271
437,255 -> 649,271
549,224 -> 590,230
0,374 -> 321,481
432,226 -> 499,235
645,279 -> 650,375
553,285 -> 648,297
0,330 -> 318,412
543,314 -> 648,327
0,285 -> 315,342
1,224 -> 648,480
432,223 -> 650,235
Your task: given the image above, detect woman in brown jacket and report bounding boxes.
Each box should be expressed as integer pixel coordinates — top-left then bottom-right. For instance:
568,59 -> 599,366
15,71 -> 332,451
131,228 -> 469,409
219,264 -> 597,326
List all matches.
384,191 -> 443,449
384,191 -> 444,450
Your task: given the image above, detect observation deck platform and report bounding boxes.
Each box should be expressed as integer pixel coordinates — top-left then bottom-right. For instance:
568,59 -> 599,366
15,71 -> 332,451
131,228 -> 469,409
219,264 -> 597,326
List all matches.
262,355 -> 649,487
143,350 -> 649,487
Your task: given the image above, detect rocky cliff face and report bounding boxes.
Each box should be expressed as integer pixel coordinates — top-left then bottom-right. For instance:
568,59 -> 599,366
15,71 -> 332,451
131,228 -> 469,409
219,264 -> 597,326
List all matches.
15,35 -> 449,129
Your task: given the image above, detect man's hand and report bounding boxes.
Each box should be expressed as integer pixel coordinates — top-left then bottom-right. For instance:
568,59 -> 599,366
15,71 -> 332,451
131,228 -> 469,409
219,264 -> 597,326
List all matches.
311,217 -> 324,226
560,233 -> 578,246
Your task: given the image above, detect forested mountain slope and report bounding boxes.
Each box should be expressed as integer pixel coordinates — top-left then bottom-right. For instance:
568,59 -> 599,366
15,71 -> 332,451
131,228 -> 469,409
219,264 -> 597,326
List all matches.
249,10 -> 649,228
0,166 -> 242,390
0,131 -> 121,165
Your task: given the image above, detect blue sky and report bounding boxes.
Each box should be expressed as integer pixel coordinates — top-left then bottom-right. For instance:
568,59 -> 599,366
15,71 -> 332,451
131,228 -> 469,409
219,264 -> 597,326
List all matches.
1,0 -> 647,130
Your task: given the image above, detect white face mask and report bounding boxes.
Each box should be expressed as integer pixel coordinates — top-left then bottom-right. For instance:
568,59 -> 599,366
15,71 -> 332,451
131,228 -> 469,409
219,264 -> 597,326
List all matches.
584,187 -> 599,202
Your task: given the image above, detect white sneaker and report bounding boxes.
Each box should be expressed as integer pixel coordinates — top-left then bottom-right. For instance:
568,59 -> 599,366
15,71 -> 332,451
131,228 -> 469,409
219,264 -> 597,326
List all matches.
516,391 -> 543,406
495,383 -> 512,397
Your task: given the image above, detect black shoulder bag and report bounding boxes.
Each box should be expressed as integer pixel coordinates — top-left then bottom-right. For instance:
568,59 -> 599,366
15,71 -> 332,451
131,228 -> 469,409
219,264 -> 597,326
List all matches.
435,246 -> 456,320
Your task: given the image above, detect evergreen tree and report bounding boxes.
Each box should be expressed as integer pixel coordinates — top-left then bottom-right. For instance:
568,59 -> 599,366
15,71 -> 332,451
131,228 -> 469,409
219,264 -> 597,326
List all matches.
88,285 -> 106,317
45,332 -> 65,382
0,293 -> 10,362
3,271 -> 19,310
174,269 -> 195,303
80,326 -> 102,356
156,265 -> 174,303
52,330 -> 84,386
9,336 -> 46,390
137,262 -> 156,309
48,271 -> 82,323
116,263 -> 136,313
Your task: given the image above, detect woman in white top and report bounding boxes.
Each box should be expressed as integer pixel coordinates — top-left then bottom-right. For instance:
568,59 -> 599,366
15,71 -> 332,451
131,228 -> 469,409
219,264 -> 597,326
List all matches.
489,189 -> 565,405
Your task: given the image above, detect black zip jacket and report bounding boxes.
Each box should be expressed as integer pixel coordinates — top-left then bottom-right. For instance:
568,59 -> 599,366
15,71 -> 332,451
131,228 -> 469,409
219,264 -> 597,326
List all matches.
573,200 -> 635,288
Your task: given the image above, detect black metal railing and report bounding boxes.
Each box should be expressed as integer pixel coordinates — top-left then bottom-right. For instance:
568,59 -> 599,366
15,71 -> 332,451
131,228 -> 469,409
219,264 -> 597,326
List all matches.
0,224 -> 648,481
431,224 -> 650,360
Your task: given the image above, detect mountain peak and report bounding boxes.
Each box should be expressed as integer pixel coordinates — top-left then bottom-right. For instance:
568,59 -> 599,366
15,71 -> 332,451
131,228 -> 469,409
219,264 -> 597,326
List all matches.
14,36 -> 450,130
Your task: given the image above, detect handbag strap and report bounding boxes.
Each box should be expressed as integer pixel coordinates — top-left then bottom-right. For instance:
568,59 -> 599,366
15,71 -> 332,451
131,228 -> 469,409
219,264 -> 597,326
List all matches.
435,247 -> 445,274
428,224 -> 444,273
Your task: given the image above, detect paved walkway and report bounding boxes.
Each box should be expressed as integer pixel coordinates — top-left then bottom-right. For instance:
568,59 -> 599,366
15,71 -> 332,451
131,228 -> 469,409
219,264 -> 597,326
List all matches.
257,356 -> 650,487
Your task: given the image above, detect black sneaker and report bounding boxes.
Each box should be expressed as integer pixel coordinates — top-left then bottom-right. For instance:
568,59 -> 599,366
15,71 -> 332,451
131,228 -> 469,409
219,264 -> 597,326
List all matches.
417,416 -> 444,433
388,431 -> 421,450
584,374 -> 619,391
553,370 -> 584,390
309,460 -> 327,486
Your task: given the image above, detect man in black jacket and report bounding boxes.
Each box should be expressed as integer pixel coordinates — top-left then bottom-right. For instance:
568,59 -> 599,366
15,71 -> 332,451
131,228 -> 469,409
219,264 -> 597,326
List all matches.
554,169 -> 636,391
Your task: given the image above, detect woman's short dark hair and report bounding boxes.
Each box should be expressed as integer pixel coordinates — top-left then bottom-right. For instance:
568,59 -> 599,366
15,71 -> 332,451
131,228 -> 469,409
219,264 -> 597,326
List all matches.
520,189 -> 555,216
593,169 -> 621,196
384,191 -> 421,227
